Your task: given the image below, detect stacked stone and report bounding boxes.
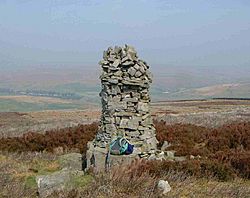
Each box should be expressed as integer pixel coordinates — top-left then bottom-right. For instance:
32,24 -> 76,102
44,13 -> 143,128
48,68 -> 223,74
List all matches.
94,45 -> 158,156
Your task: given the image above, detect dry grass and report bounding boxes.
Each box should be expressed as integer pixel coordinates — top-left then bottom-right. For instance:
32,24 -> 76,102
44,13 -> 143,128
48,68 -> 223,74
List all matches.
0,152 -> 249,197
45,159 -> 250,198
0,152 -> 59,198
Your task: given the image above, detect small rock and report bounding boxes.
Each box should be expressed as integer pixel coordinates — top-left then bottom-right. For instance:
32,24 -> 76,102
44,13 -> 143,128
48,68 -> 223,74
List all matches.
109,66 -> 119,71
148,153 -> 156,160
123,60 -> 134,66
128,67 -> 137,76
157,180 -> 171,195
161,141 -> 171,151
126,45 -> 137,61
113,70 -> 122,77
139,153 -> 149,158
135,71 -> 142,77
174,156 -> 186,162
134,64 -> 140,70
137,102 -> 149,113
108,79 -> 118,84
121,56 -> 129,63
112,59 -> 120,67
156,151 -> 165,161
166,151 -> 175,158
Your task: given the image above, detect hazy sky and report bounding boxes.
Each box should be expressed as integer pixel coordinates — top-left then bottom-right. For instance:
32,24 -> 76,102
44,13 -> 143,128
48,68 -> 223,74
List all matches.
0,0 -> 250,70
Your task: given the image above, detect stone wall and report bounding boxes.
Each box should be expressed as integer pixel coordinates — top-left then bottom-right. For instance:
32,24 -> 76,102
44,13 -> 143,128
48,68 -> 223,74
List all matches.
94,45 -> 158,156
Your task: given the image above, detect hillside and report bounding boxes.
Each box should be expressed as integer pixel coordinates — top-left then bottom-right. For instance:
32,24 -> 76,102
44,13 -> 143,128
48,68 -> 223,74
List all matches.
157,83 -> 250,100
0,66 -> 250,112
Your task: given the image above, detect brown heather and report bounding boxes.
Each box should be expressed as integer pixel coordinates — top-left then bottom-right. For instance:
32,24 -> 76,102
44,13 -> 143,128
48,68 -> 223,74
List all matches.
154,120 -> 250,180
0,122 -> 98,153
0,120 -> 249,181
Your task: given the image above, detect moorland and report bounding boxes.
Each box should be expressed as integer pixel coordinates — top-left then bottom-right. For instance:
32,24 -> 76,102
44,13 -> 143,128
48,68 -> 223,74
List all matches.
0,99 -> 249,197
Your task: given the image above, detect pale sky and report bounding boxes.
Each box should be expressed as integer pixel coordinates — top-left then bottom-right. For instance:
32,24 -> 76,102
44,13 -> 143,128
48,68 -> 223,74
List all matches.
0,0 -> 250,71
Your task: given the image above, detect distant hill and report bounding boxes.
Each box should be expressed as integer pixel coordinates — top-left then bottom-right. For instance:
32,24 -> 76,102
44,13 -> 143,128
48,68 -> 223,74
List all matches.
0,66 -> 250,111
158,83 -> 250,100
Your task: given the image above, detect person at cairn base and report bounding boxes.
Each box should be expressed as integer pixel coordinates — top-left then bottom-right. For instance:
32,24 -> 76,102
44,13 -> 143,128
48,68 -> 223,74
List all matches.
85,45 -> 158,171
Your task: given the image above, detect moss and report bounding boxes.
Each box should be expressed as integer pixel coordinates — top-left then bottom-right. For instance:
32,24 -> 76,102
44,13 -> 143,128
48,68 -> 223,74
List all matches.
31,160 -> 61,175
40,162 -> 61,174
0,154 -> 7,161
24,175 -> 37,189
71,174 -> 93,188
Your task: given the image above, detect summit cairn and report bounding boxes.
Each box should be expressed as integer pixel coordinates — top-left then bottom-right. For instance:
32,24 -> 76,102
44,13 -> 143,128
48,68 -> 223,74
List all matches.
86,45 -> 158,170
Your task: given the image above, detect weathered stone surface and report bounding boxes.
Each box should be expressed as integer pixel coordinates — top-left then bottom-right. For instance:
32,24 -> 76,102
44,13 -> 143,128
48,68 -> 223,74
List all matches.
36,170 -> 70,198
123,97 -> 138,103
161,141 -> 171,151
135,71 -> 142,77
120,117 -> 142,130
112,59 -> 120,67
137,102 -> 149,113
166,151 -> 175,158
144,137 -> 158,151
141,117 -> 153,126
105,123 -> 117,134
123,60 -> 134,66
36,170 -> 84,198
128,67 -> 136,76
108,79 -> 118,84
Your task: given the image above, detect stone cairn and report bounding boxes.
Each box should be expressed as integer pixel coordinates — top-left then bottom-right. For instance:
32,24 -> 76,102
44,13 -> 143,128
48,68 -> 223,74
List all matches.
95,44 -> 157,155
86,45 -> 158,170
